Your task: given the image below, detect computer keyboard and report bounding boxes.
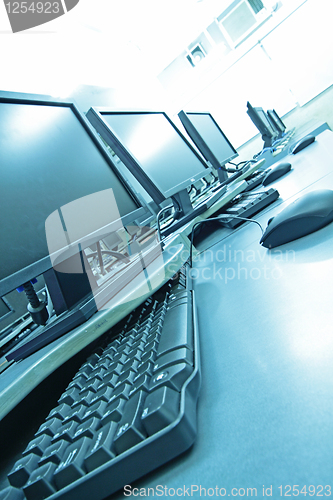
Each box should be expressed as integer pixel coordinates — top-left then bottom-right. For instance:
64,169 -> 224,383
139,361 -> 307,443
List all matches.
2,265 -> 200,500
243,170 -> 268,191
218,188 -> 279,228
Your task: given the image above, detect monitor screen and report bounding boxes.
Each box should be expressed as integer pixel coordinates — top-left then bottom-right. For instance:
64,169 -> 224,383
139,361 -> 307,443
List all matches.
0,94 -> 146,297
178,111 -> 238,173
256,108 -> 278,139
246,102 -> 278,146
86,110 -> 210,202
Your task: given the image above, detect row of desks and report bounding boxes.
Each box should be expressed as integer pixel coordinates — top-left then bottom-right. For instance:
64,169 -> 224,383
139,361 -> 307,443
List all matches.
121,128 -> 333,497
1,128 -> 332,497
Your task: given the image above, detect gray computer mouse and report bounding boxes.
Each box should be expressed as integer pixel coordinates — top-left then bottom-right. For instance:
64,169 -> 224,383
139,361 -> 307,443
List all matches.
262,162 -> 292,186
291,135 -> 316,154
260,189 -> 333,248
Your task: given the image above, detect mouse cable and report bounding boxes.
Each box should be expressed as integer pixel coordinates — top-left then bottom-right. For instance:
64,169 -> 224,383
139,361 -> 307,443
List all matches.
189,215 -> 264,268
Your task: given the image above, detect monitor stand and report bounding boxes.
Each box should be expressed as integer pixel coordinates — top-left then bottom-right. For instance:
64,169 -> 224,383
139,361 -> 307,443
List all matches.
262,135 -> 273,149
216,166 -> 228,183
172,189 -> 193,218
160,188 -> 209,237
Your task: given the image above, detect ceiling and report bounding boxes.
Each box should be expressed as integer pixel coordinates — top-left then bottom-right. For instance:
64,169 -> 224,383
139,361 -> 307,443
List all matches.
0,0 -> 278,96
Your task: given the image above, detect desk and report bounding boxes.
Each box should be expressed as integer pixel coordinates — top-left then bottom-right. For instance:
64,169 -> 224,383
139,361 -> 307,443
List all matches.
105,130 -> 333,497
255,120 -> 330,170
193,129 -> 333,253
1,130 -> 333,498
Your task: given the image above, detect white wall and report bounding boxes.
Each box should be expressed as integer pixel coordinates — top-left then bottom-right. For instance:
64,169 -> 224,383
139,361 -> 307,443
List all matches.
163,0 -> 333,147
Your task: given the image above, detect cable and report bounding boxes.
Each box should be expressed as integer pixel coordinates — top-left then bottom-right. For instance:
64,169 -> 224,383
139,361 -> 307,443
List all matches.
22,281 -> 49,326
218,215 -> 264,236
228,159 -> 258,169
189,215 -> 264,267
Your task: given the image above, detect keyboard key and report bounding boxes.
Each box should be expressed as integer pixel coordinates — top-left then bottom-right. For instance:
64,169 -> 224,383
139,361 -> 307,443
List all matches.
38,440 -> 69,466
22,434 -> 52,457
129,374 -> 150,396
62,404 -> 87,424
58,386 -> 81,406
97,373 -> 119,391
73,417 -> 101,441
101,398 -> 126,425
89,385 -> 114,405
141,386 -> 180,436
23,463 -> 57,500
150,362 -> 193,392
8,454 -> 41,488
67,375 -> 88,391
114,391 -> 147,454
47,403 -> 72,422
81,400 -> 108,422
54,437 -> 91,489
157,302 -> 193,357
51,421 -> 78,444
35,417 -> 62,438
84,421 -> 118,472
154,347 -> 193,372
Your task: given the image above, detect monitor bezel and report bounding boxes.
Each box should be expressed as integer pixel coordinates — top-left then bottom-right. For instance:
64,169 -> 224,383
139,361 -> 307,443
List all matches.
256,108 -> 279,139
86,108 -> 212,204
267,109 -> 286,133
0,92 -> 148,298
178,110 -> 238,174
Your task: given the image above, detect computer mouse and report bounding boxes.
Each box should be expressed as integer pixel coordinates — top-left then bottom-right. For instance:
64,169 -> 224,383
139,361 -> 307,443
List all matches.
260,189 -> 333,248
291,135 -> 316,154
262,162 -> 292,186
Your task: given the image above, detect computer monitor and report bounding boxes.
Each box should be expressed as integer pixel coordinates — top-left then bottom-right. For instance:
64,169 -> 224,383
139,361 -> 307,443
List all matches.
177,111 -> 238,182
0,93 -> 148,306
246,102 -> 279,148
86,109 -> 212,218
267,109 -> 287,136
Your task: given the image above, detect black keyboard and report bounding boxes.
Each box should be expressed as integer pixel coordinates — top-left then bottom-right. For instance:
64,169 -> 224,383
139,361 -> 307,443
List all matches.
243,170 -> 268,191
218,188 -> 279,228
2,265 -> 200,500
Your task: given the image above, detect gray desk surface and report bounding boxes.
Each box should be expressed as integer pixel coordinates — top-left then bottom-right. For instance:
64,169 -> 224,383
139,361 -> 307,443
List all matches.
107,130 -> 333,497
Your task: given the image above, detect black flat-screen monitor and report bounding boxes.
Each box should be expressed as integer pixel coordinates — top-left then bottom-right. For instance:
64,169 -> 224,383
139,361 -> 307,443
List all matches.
246,102 -> 279,148
0,93 -> 147,299
177,111 -> 238,181
267,109 -> 286,136
86,109 -> 211,216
